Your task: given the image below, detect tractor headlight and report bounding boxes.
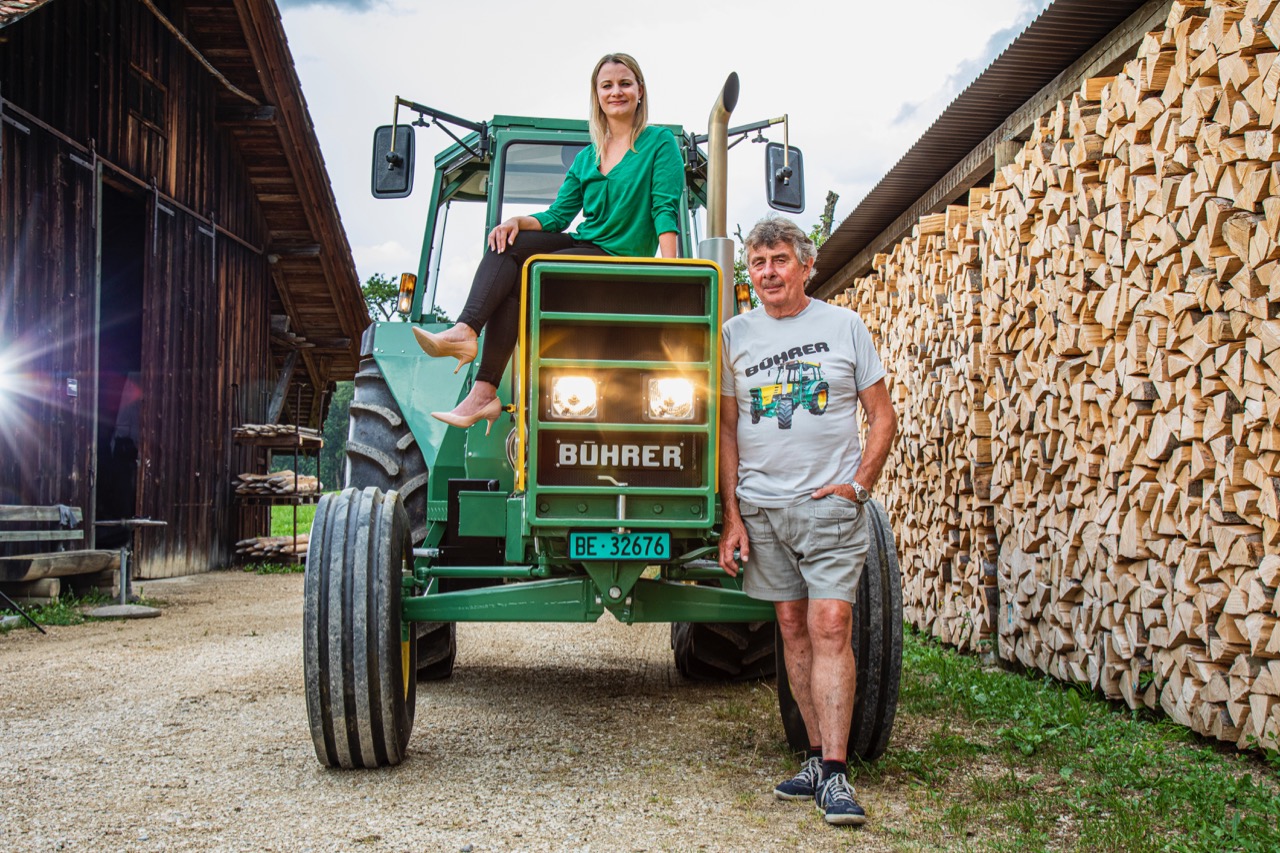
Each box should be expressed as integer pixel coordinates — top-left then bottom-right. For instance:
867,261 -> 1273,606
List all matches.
549,375 -> 598,419
646,377 -> 695,421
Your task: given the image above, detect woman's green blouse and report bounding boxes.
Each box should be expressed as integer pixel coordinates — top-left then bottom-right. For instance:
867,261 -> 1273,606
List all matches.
531,125 -> 683,256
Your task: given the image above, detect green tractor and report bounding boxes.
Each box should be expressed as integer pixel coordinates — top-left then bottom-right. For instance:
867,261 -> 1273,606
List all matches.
750,360 -> 830,429
302,76 -> 903,769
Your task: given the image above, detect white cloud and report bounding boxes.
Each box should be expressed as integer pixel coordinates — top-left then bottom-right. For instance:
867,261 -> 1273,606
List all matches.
282,0 -> 1034,283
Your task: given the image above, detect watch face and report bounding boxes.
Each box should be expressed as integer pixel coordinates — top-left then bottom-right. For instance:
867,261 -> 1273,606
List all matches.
852,482 -> 870,503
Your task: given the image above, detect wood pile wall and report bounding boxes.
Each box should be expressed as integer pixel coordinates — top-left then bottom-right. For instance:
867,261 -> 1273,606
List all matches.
831,0 -> 1280,751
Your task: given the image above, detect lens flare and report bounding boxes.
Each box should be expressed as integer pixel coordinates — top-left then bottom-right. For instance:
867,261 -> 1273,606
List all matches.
550,375 -> 598,419
647,377 -> 695,421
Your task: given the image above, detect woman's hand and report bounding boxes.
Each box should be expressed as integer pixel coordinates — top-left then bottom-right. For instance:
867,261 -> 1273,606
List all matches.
487,218 -> 523,253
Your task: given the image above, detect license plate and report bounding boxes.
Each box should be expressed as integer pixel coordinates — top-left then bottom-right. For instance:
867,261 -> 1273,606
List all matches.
568,531 -> 670,561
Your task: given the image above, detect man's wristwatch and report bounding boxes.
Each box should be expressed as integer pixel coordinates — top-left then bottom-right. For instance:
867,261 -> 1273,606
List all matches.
850,480 -> 871,504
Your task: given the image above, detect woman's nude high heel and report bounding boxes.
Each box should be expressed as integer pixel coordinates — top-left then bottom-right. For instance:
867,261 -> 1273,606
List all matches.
412,327 -> 478,374
431,398 -> 503,436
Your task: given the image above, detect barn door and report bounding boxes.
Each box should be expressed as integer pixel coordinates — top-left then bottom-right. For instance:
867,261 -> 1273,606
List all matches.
93,182 -> 147,548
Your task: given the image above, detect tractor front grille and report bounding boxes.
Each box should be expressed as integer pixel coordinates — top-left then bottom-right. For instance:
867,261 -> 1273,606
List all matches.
525,259 -> 719,530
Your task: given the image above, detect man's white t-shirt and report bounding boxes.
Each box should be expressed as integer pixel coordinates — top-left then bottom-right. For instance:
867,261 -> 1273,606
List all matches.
720,298 -> 886,507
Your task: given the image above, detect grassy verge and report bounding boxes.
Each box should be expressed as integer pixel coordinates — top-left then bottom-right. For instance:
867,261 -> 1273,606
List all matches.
241,562 -> 305,575
712,628 -> 1280,850
0,590 -> 165,631
857,629 -> 1280,851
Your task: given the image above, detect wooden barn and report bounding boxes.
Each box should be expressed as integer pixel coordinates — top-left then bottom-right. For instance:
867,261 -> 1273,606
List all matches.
814,0 -> 1280,750
0,0 -> 368,577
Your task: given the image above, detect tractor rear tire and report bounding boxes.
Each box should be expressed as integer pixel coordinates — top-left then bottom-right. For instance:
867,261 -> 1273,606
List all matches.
415,621 -> 457,681
778,396 -> 794,430
775,499 -> 902,762
304,487 -> 418,768
809,382 -> 829,415
346,358 -> 430,546
346,358 -> 456,681
671,620 -> 776,681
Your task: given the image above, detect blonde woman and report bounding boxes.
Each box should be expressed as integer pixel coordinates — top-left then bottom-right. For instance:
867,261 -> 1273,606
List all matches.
415,52 -> 683,431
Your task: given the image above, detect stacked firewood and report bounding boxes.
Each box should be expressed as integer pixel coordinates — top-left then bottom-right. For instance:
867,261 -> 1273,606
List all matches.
234,533 -> 310,560
830,199 -> 998,653
829,0 -> 1280,750
232,424 -> 322,443
234,471 -> 319,496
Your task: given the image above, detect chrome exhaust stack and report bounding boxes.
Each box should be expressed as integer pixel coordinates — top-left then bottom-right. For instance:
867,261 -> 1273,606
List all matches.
698,72 -> 739,321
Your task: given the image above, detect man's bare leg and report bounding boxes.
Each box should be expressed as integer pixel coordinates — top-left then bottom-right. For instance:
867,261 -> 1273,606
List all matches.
807,598 -> 856,762
775,598 -> 820,747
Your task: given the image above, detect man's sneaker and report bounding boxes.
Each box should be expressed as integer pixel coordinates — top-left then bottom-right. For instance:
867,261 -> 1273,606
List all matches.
814,772 -> 867,826
773,755 -> 823,800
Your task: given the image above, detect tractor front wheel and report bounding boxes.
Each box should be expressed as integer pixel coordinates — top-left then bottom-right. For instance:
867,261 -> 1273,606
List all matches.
304,487 -> 417,768
775,499 -> 902,762
778,396 -> 794,430
346,358 -> 455,681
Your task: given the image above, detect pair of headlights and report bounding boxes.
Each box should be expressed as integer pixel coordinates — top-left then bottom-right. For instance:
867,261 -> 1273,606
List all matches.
549,375 -> 695,422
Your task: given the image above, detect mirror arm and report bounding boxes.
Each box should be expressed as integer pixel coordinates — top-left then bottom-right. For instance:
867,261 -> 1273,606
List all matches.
772,115 -> 794,185
692,115 -> 785,146
390,96 -> 489,161
431,118 -> 486,161
387,99 -> 404,168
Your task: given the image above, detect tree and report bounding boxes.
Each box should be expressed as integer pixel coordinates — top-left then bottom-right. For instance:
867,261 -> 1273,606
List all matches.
363,272 -> 401,321
363,272 -> 453,323
319,380 -> 354,489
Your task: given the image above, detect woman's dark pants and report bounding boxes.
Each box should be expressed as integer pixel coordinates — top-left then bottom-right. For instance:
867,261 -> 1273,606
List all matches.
456,232 -> 606,386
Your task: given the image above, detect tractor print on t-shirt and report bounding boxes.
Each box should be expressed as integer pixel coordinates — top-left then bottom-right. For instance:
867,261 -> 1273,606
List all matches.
749,360 -> 829,429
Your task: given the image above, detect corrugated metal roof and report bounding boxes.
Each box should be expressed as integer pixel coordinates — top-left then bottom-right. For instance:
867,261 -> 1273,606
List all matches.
809,0 -> 1155,292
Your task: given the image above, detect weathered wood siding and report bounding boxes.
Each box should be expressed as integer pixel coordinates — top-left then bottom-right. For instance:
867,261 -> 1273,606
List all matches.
0,0 -> 276,575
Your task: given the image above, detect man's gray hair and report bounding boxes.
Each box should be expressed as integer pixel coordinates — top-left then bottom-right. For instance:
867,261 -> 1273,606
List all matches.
744,216 -> 817,271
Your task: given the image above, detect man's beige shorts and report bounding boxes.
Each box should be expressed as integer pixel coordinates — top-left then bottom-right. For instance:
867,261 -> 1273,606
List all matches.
738,495 -> 869,604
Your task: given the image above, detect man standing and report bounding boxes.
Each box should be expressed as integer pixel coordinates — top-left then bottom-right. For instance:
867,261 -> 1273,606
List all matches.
718,216 -> 897,827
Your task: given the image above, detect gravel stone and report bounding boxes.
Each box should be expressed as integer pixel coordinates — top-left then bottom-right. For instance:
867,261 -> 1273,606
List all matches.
0,570 -> 896,850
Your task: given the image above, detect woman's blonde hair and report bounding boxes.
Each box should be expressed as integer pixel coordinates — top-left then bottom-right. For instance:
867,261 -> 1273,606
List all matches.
588,53 -> 648,163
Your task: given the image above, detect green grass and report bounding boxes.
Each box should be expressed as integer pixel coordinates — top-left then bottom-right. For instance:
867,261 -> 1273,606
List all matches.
241,561 -> 305,575
0,590 -> 164,631
836,627 -> 1280,852
270,502 -> 317,537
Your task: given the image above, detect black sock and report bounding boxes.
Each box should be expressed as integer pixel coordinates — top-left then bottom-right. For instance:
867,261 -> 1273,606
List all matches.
806,745 -> 822,762
822,759 -> 847,779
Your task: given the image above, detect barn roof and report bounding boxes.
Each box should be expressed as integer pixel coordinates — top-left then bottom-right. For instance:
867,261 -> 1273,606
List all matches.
809,0 -> 1160,295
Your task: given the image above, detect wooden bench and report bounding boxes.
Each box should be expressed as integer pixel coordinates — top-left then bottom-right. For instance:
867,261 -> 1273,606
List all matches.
0,505 -> 120,585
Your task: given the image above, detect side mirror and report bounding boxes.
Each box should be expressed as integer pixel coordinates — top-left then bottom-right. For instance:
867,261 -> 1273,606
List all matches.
765,142 -> 804,213
371,124 -> 415,199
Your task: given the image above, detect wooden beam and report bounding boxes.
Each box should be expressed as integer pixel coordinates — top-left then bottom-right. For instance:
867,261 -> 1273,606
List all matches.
811,0 -> 1172,299
0,506 -> 83,523
309,376 -> 330,427
267,265 -> 324,420
265,349 -> 299,425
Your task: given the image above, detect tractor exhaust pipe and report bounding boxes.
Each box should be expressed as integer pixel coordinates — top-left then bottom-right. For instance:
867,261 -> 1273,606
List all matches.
698,72 -> 739,319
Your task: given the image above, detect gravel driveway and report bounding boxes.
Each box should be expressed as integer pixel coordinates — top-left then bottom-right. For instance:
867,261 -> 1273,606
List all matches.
0,571 -> 893,851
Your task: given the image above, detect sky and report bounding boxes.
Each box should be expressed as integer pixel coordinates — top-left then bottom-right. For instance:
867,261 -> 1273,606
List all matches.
276,0 -> 1051,319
